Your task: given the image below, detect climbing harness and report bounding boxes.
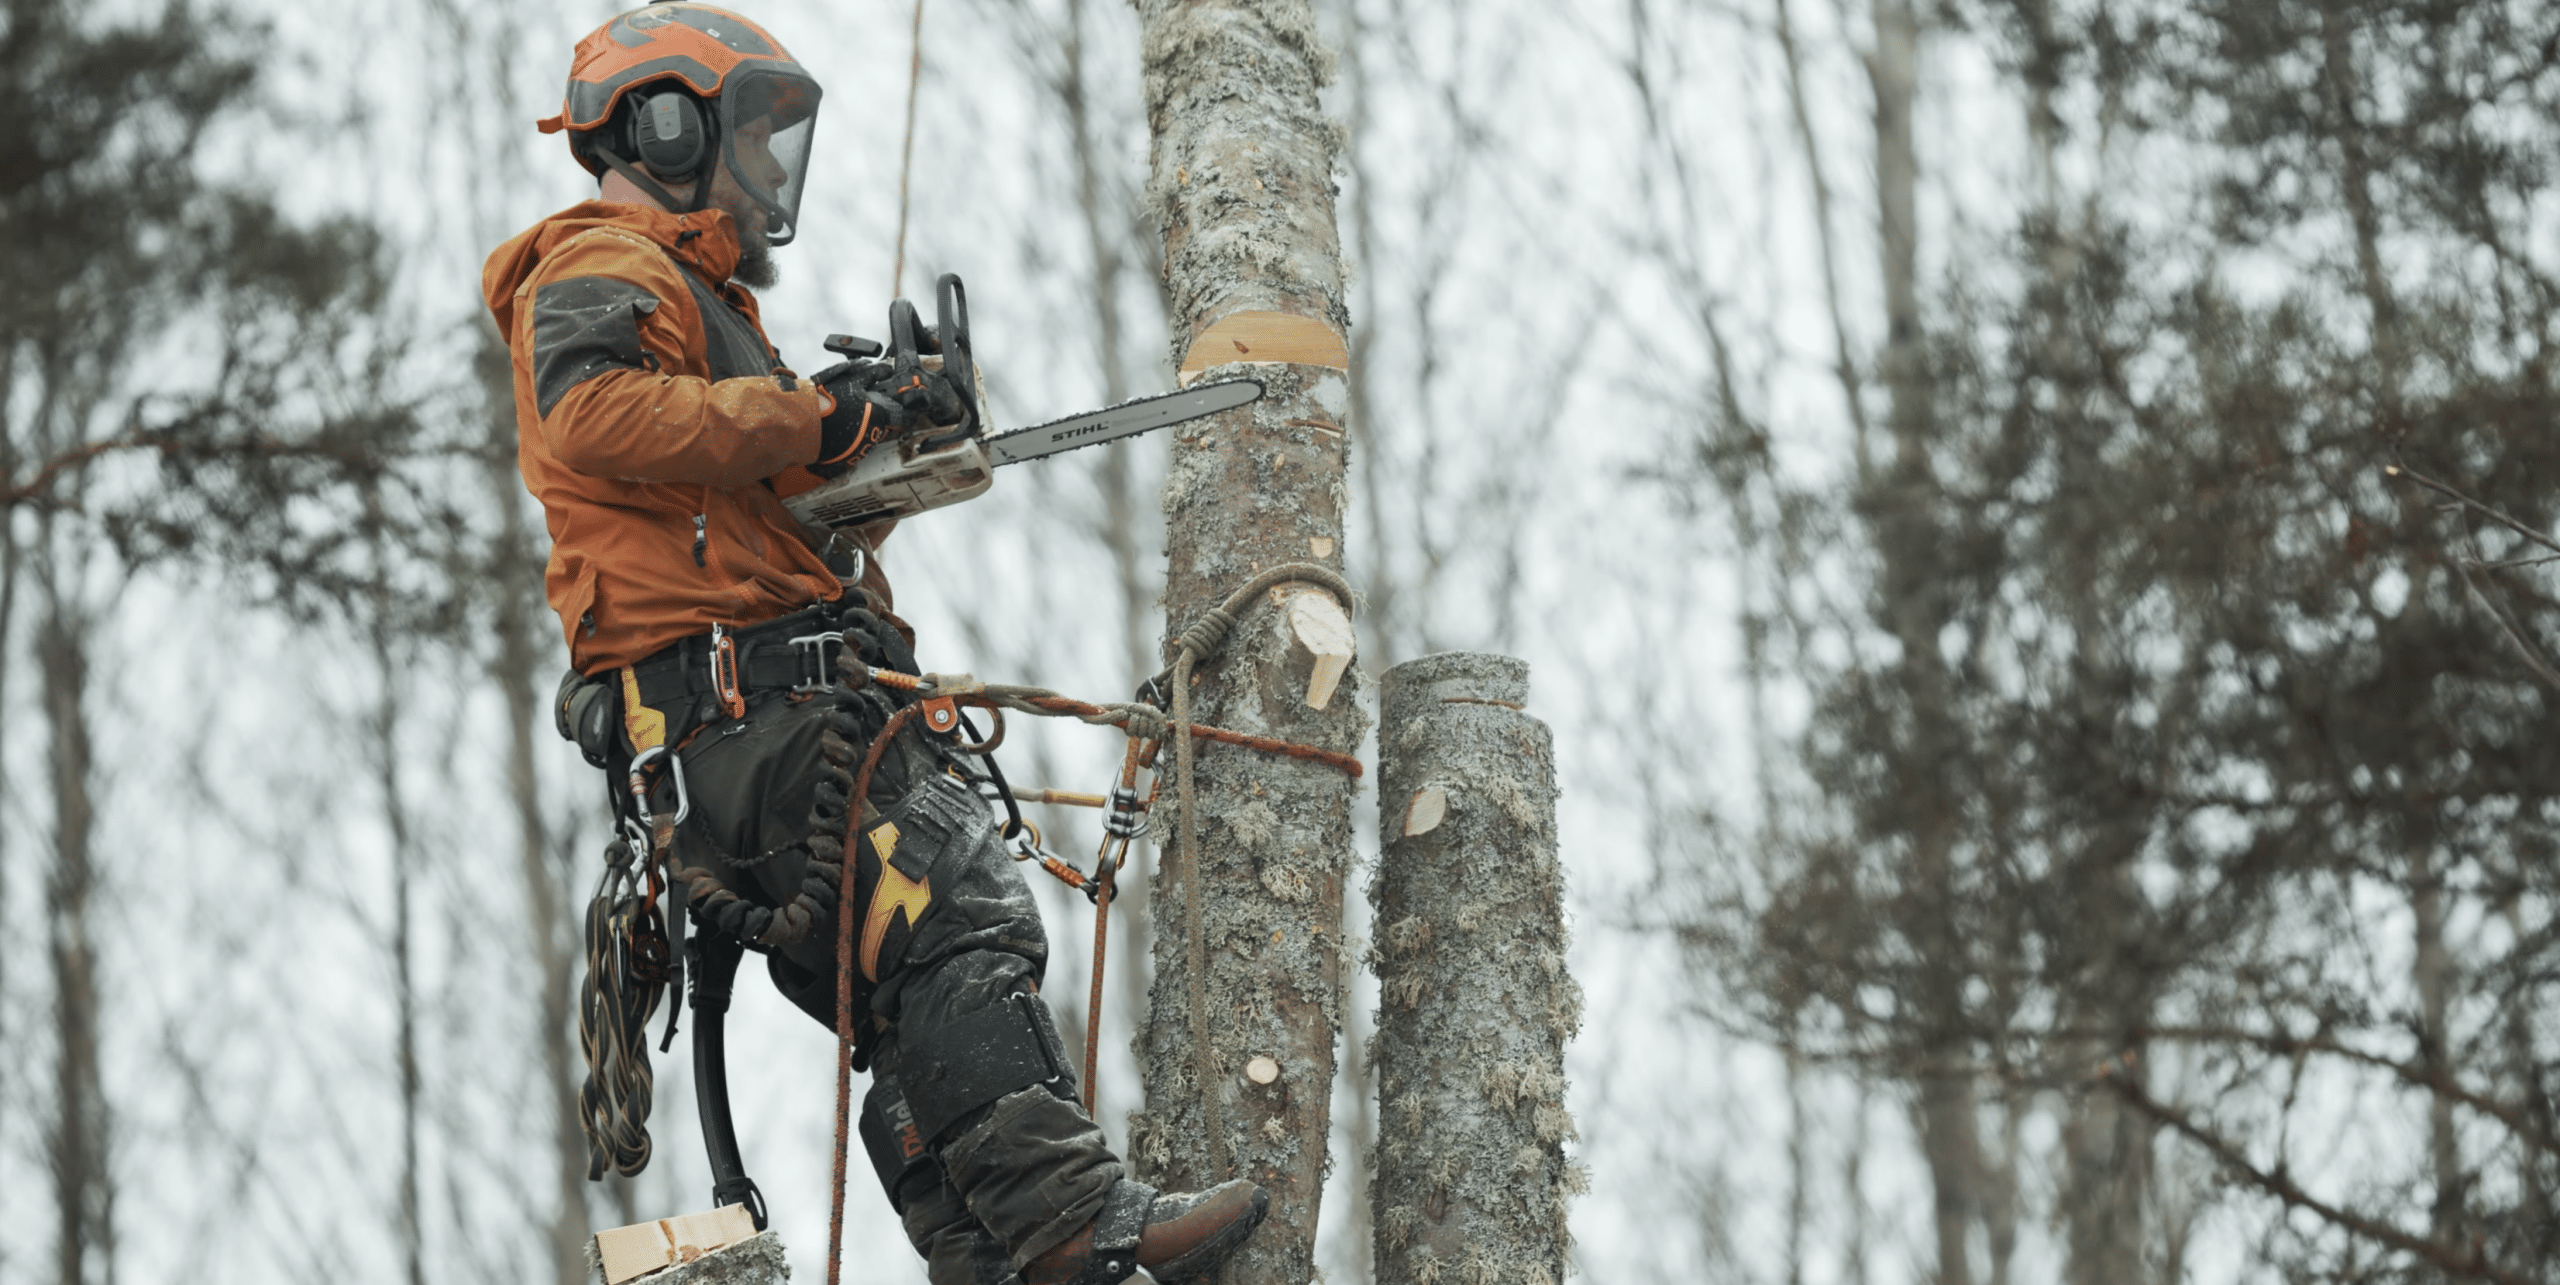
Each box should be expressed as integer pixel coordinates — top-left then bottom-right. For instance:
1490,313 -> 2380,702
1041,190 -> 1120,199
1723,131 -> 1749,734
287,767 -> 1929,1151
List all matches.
576,560 -> 1364,1285
820,561 -> 1361,1285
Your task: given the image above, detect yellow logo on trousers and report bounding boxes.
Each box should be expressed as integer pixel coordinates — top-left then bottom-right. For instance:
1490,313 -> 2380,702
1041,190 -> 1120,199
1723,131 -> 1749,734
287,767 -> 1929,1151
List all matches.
861,822 -> 931,982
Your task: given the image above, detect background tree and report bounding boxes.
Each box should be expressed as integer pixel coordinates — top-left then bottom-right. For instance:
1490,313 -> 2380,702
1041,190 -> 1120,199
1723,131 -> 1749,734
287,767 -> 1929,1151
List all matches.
1672,2 -> 2560,1282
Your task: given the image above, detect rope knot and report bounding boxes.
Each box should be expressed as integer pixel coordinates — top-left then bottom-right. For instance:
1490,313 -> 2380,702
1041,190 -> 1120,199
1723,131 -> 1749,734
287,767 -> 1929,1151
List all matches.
1175,605 -> 1240,662
1110,703 -> 1168,743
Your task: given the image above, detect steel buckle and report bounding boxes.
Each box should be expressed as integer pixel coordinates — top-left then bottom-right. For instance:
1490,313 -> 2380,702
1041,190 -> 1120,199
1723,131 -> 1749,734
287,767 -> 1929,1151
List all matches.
787,630 -> 847,694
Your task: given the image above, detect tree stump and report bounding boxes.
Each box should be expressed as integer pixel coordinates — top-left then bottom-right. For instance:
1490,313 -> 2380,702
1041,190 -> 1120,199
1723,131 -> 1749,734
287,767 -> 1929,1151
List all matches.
1373,653 -> 1578,1285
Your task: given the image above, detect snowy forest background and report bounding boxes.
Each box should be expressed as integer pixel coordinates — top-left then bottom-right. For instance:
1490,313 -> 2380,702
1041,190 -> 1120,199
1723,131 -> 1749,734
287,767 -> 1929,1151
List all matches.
5,0 -> 2558,1283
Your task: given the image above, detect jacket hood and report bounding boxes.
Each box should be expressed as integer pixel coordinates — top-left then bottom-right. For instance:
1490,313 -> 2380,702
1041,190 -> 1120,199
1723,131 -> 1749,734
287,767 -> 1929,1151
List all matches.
483,200 -> 745,336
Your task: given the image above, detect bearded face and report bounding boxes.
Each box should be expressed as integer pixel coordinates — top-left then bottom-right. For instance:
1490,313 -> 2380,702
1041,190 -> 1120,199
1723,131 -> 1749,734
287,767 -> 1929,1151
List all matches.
720,184 -> 778,290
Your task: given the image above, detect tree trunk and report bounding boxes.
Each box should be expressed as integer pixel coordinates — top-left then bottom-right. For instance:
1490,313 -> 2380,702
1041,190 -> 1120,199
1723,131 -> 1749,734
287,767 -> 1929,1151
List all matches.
1865,2 -> 1992,1281
40,529 -> 110,1285
1370,653 -> 1573,1285
1128,5 -> 1359,1283
366,530 -> 426,1285
499,512 -> 588,1283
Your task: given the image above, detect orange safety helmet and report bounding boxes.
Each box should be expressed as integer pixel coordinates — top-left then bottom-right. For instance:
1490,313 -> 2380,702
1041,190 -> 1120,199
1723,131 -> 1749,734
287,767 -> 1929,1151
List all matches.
538,3 -> 822,245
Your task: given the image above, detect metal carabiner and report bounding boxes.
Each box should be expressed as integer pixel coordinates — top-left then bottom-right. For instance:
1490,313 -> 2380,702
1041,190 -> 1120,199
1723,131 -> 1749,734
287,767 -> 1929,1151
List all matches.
627,744 -> 692,833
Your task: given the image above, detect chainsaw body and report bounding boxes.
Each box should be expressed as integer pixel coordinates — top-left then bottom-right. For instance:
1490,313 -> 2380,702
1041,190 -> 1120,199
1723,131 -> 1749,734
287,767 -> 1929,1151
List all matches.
788,275 -> 990,534
787,369 -> 995,531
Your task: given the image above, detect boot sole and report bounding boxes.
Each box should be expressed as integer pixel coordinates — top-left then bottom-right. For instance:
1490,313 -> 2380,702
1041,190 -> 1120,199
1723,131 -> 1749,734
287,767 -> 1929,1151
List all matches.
1146,1187 -> 1270,1282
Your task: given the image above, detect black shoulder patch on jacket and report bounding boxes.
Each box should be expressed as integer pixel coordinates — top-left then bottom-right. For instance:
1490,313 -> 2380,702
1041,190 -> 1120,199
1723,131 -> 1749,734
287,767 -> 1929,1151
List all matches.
674,270 -> 780,383
531,276 -> 662,417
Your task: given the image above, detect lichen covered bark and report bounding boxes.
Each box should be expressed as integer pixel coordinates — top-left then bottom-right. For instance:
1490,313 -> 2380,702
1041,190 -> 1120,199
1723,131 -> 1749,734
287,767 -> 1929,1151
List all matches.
1372,654 -> 1577,1285
1126,3 -> 1360,1283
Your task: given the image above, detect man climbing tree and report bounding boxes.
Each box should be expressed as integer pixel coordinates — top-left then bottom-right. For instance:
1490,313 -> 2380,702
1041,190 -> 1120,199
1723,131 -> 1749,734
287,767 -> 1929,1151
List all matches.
481,5 -> 1267,1282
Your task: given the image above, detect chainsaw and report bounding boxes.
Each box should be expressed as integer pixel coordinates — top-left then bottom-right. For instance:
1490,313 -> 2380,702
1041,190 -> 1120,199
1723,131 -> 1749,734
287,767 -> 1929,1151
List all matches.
786,273 -> 1263,533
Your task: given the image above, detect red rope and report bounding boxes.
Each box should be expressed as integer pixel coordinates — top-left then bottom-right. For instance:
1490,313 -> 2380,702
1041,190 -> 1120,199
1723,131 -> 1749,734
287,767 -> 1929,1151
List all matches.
829,702 -> 920,1285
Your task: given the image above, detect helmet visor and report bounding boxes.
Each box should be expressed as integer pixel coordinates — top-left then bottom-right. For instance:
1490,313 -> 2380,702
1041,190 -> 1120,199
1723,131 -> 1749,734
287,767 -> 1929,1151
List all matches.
721,66 -> 819,246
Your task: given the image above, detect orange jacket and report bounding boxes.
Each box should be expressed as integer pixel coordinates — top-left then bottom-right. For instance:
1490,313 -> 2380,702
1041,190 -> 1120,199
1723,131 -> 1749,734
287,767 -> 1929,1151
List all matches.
484,201 -> 887,673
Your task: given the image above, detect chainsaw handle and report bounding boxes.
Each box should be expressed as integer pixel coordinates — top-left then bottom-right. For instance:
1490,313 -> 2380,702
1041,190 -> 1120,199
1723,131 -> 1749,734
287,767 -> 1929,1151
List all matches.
912,273 -> 978,449
886,297 -> 928,371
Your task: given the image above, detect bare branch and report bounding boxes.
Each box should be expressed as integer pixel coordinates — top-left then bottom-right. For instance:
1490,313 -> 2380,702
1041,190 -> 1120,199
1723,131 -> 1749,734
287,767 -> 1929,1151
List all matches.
2386,463 -> 2560,558
2133,1025 -> 2560,1158
2451,539 -> 2560,694
2111,1078 -> 2549,1285
0,433 -> 147,509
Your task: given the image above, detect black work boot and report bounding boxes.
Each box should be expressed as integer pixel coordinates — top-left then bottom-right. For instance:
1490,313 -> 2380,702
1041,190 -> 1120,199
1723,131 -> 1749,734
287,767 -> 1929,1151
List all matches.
1022,1178 -> 1270,1284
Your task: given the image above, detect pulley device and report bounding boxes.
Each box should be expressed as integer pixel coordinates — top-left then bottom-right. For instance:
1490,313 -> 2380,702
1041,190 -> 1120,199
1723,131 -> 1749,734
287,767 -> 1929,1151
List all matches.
785,273 -> 1266,533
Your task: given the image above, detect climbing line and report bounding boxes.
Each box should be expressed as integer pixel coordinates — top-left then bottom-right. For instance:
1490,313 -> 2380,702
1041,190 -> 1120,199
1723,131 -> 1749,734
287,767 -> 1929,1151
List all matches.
889,0 -> 927,297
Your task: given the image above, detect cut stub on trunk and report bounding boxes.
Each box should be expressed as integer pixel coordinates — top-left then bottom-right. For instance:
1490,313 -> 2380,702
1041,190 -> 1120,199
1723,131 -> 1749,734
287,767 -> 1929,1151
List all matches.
590,1208 -> 777,1285
1287,588 -> 1357,709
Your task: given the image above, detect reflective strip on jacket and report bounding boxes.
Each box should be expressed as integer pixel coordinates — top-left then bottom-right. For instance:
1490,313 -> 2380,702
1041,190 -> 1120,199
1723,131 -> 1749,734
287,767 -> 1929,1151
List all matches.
484,200 -> 890,673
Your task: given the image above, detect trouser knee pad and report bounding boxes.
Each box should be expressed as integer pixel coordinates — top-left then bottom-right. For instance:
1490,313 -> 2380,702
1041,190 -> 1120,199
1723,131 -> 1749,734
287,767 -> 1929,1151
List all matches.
902,990 -> 1078,1147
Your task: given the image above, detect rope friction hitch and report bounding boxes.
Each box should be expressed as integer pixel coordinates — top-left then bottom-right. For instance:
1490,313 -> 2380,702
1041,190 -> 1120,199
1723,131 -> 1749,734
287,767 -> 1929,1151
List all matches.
787,273 -> 1268,532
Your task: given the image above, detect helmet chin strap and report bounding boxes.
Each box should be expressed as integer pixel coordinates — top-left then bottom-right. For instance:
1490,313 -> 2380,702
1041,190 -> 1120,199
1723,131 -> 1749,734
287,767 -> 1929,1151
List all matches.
594,144 -> 709,217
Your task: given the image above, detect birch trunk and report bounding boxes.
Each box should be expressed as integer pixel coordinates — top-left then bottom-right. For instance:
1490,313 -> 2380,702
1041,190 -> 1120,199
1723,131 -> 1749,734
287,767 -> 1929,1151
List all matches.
1370,654 -> 1574,1285
1128,5 -> 1360,1282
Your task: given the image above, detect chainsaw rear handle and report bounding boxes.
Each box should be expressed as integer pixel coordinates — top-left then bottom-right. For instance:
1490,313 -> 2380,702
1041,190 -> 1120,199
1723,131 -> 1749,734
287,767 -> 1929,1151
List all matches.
873,277 -> 978,452
931,274 -> 976,439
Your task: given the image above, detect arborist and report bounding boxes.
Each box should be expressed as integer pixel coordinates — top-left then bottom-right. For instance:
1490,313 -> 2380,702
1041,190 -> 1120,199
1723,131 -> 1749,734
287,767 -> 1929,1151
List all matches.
479,6 -> 1268,1283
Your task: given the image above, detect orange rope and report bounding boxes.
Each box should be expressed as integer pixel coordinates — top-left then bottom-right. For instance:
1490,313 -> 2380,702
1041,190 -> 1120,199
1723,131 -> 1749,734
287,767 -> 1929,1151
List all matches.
965,692 -> 1364,778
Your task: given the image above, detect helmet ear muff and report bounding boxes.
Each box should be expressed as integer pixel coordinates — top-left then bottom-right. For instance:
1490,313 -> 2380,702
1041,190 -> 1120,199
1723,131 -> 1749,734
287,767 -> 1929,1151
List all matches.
625,90 -> 710,181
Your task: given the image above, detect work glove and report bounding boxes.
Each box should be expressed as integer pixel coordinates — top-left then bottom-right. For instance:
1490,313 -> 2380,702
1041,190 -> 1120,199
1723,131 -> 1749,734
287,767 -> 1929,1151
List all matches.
810,359 -> 896,478
879,362 -> 967,430
809,361 -> 968,478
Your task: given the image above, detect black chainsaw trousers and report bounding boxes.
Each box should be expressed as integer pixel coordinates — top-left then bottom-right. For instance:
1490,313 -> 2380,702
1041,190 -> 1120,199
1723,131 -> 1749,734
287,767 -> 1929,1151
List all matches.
665,687 -> 1120,1283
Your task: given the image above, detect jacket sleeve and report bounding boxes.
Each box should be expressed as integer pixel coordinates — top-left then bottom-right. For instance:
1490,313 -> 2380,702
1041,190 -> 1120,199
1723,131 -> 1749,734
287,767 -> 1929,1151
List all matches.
518,231 -> 824,488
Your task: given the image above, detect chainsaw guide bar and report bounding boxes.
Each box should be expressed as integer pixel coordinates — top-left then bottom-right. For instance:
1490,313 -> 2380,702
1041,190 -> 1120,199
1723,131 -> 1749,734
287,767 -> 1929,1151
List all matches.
985,378 -> 1264,466
785,378 -> 1266,534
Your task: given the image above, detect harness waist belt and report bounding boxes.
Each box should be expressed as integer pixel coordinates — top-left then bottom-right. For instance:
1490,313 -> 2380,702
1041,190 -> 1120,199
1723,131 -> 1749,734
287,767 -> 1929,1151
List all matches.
628,601 -> 864,715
